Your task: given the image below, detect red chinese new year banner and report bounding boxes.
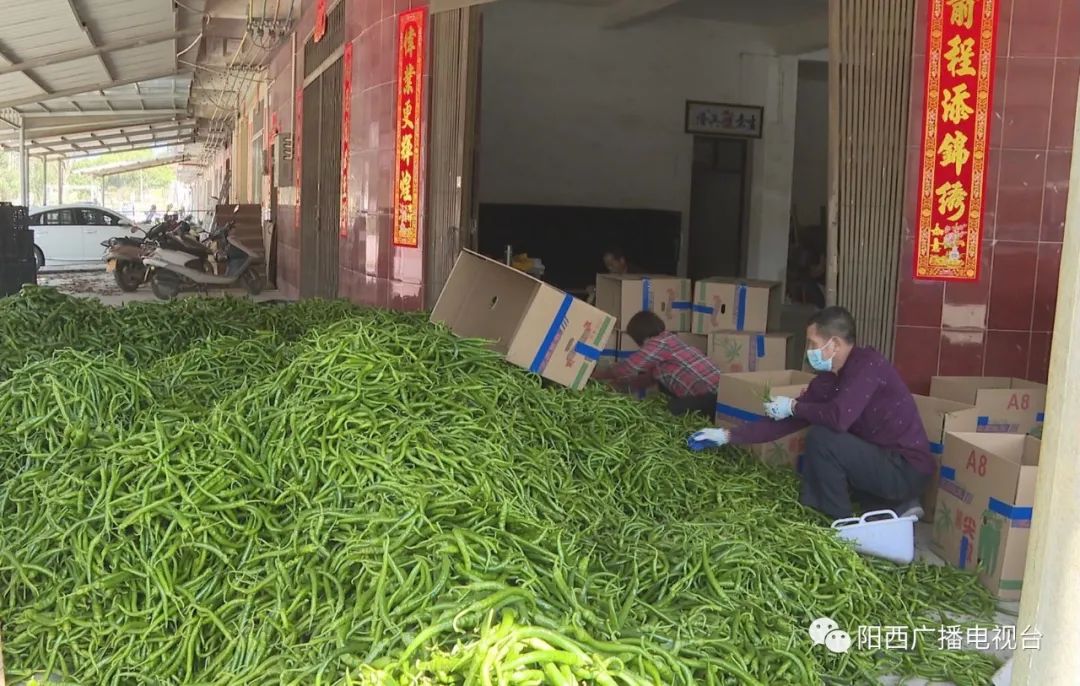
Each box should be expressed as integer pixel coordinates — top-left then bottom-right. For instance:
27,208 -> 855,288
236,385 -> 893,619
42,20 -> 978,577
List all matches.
340,41 -> 353,238
914,0 -> 1000,281
314,0 -> 327,42
294,87 -> 302,209
392,8 -> 426,248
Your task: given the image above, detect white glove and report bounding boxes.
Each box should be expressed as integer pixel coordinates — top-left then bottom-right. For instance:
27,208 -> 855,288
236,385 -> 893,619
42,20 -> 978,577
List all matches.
765,396 -> 796,420
688,428 -> 730,452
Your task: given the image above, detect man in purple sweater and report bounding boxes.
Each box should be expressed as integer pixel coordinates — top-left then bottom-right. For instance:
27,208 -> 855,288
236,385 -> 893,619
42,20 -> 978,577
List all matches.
689,307 -> 934,520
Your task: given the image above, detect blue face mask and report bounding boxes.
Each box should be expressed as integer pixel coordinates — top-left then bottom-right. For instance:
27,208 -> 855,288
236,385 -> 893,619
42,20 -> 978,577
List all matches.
806,340 -> 835,372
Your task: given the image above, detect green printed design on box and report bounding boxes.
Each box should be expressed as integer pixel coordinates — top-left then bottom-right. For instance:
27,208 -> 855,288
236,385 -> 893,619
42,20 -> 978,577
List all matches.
936,500 -> 955,542
721,338 -> 742,363
573,315 -> 615,391
977,511 -> 1004,575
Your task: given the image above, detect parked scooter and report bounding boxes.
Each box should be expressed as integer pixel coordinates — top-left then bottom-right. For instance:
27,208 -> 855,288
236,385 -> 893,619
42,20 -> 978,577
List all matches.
101,216 -> 209,292
142,208 -> 263,300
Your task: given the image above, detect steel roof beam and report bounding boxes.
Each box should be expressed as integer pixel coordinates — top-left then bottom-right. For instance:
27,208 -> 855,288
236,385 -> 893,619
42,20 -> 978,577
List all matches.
63,0 -> 116,83
35,123 -> 195,148
1,116 -> 184,141
84,154 -> 189,176
0,130 -> 196,155
24,133 -> 197,157
17,109 -> 186,118
0,42 -> 52,104
60,137 -> 196,159
0,70 -> 190,109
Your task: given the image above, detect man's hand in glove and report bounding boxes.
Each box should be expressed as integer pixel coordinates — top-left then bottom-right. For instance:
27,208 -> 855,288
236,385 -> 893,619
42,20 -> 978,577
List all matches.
687,428 -> 730,452
765,396 -> 796,420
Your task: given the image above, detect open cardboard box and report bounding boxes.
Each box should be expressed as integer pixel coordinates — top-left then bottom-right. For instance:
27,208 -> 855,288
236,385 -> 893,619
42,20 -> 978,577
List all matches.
432,251 -> 615,389
714,370 -> 815,471
929,377 -> 1046,433
931,432 -> 1040,601
912,395 -> 980,522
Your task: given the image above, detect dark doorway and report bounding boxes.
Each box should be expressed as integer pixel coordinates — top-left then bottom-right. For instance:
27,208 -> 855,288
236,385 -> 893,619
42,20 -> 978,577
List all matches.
687,136 -> 749,281
299,57 -> 344,299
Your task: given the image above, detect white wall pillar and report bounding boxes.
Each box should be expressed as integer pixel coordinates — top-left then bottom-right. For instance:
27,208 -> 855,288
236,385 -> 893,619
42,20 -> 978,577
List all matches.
741,52 -> 799,285
19,126 -> 29,207
1011,79 -> 1080,685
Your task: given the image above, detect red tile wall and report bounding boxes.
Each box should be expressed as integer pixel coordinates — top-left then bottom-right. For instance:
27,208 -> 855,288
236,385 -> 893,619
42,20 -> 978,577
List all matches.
268,0 -> 429,307
894,0 -> 1077,393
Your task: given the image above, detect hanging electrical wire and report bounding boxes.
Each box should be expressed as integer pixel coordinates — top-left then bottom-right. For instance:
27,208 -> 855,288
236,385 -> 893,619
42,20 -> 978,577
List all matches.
182,0 -> 292,167
177,32 -> 204,58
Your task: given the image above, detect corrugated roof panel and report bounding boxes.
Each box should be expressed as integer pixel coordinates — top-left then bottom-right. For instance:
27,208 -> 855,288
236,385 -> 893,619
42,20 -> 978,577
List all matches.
0,0 -> 95,60
0,73 -> 45,101
109,44 -> 178,80
81,0 -> 175,43
35,102 -> 81,113
34,56 -> 112,91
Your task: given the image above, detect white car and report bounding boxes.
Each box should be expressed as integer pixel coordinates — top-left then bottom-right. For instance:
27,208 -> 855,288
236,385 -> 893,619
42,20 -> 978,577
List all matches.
29,203 -> 144,267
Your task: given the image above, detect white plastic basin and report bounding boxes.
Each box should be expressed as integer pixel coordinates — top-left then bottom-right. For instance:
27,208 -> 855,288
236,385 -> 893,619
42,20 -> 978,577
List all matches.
831,509 -> 918,565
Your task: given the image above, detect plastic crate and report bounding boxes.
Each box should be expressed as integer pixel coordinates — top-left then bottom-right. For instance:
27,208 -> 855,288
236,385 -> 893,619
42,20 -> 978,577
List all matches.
0,257 -> 37,297
0,229 -> 34,261
0,203 -> 29,232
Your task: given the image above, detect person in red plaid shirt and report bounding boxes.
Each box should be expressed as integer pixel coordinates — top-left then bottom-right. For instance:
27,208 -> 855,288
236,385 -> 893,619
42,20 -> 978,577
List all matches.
593,311 -> 720,419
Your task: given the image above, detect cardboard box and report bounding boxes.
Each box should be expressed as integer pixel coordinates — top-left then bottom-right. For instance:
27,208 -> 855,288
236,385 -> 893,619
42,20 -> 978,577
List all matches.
432,251 -> 616,389
939,432 -> 1040,506
752,431 -> 808,472
714,370 -> 815,424
714,370 -> 815,471
691,277 -> 781,335
707,332 -> 791,374
676,332 -> 708,354
912,395 -> 981,522
931,433 -> 1039,600
929,377 -> 1046,433
618,331 -> 707,357
595,333 -> 629,372
595,274 -> 693,332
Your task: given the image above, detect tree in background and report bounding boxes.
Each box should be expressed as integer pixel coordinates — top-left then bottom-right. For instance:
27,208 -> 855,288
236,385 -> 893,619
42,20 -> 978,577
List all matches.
0,149 -> 179,213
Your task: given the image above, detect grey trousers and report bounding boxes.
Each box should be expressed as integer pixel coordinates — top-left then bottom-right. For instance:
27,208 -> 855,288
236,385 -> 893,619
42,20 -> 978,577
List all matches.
800,425 -> 930,520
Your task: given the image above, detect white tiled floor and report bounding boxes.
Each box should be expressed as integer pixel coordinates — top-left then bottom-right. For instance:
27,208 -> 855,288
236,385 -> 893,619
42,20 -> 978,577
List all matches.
878,523 -> 1018,685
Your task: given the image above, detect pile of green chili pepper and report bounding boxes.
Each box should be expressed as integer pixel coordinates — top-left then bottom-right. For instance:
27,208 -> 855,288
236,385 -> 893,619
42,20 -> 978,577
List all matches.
0,286 -> 1001,685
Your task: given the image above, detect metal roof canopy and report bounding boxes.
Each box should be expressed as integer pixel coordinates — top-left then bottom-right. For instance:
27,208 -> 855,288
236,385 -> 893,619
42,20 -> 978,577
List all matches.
80,152 -> 189,176
0,0 -> 296,164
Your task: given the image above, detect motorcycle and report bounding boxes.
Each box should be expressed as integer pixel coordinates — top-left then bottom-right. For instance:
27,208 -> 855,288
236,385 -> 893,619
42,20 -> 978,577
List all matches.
101,216 -> 209,292
143,209 -> 263,300
102,233 -> 150,292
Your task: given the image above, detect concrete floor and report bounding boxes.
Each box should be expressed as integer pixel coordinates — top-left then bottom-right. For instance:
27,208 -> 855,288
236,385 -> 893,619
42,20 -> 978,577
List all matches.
36,266 -> 287,305
896,522 -> 1018,684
